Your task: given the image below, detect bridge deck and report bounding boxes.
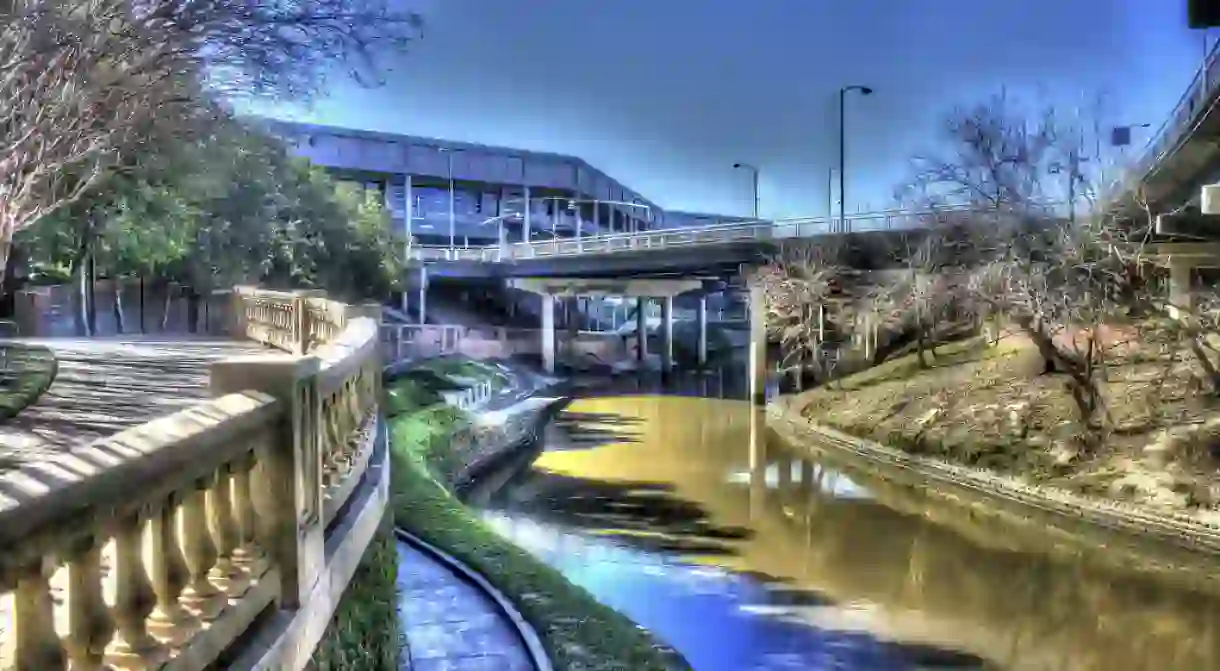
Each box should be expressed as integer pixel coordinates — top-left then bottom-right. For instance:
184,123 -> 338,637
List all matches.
0,337 -> 280,470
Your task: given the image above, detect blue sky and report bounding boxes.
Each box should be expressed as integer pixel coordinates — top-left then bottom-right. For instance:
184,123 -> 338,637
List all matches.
247,0 -> 1212,219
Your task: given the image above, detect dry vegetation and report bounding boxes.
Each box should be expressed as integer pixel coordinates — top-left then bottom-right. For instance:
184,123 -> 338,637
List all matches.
766,91 -> 1220,521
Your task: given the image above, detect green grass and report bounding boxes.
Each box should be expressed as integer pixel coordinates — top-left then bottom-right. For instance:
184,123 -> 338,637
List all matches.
386,377 -> 690,671
0,343 -> 57,422
308,517 -> 402,671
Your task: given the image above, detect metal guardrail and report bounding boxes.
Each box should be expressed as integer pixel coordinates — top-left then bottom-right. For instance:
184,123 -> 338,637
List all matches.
407,204 -> 985,263
1112,38 -> 1220,200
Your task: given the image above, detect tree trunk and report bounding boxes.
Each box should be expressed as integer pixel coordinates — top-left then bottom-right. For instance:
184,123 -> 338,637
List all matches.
161,282 -> 173,332
113,279 -> 125,334
84,248 -> 96,335
1187,334 -> 1220,394
75,254 -> 90,337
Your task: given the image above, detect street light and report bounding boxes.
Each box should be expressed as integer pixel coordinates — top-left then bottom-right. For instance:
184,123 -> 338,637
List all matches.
839,85 -> 873,233
733,163 -> 760,219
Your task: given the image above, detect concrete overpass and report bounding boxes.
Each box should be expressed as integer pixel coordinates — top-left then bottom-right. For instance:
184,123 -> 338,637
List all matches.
401,205 -> 985,391
407,206 -> 967,279
1114,41 -> 1220,226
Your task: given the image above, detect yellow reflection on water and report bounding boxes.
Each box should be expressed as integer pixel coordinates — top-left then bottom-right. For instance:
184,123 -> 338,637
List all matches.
529,394 -> 1220,671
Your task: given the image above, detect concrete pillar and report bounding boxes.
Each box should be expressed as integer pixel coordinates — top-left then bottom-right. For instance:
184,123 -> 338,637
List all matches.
401,176 -> 414,314
418,264 -> 428,325
1169,259 -> 1194,319
593,199 -> 601,232
660,295 -> 674,372
635,297 -> 648,361
523,185 -> 532,243
697,295 -> 709,366
566,296 -> 579,361
749,284 -> 766,406
541,293 -> 556,374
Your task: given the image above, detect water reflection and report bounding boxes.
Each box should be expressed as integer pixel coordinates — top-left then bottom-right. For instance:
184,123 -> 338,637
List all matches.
483,385 -> 1220,671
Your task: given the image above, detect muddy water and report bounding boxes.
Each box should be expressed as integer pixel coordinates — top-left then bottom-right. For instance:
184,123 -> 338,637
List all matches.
480,375 -> 1220,671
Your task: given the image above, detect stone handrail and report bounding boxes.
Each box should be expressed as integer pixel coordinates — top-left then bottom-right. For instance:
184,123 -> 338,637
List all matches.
0,287 -> 385,671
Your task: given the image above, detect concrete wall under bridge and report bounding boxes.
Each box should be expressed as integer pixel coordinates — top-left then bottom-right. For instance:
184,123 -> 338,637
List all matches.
381,324 -> 629,369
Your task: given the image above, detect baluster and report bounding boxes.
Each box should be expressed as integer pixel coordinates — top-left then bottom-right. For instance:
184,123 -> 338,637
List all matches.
6,558 -> 66,670
64,538 -> 113,669
230,452 -> 264,567
330,393 -> 350,477
179,483 -> 223,621
208,466 -> 245,596
319,398 -> 337,487
147,496 -> 191,637
106,514 -> 158,660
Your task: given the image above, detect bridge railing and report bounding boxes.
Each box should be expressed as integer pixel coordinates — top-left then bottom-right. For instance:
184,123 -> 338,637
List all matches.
1111,39 -> 1220,201
405,204 -> 982,262
0,287 -> 384,671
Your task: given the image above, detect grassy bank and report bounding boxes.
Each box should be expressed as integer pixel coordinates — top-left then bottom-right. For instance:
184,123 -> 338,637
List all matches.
0,343 -> 56,421
793,326 -> 1220,518
308,518 -> 402,671
386,374 -> 689,671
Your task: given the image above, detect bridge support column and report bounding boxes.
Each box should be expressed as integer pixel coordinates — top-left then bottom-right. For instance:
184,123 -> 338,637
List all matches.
1169,259 -> 1194,319
418,265 -> 428,325
541,294 -> 556,374
749,283 -> 766,406
697,295 -> 709,366
660,295 -> 674,372
523,185 -> 532,243
635,297 -> 648,362
565,296 -> 579,363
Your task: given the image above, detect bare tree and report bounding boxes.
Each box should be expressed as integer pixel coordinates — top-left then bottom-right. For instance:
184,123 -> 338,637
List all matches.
900,91 -> 1160,439
753,242 -> 850,381
0,0 -> 422,278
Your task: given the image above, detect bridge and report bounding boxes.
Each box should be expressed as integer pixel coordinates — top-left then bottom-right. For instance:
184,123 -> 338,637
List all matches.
0,288 -> 385,670
406,206 -> 954,276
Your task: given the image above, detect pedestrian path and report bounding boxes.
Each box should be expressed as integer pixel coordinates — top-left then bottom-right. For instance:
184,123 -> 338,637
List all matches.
0,337 -> 274,469
396,541 -> 536,671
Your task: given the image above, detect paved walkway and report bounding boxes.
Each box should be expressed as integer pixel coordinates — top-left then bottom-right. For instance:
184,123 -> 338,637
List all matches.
0,337 -> 274,468
397,542 -> 535,671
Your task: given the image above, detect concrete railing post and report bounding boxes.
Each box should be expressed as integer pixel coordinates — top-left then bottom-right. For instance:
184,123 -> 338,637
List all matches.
230,287 -> 251,340
209,356 -> 324,610
292,295 -> 310,355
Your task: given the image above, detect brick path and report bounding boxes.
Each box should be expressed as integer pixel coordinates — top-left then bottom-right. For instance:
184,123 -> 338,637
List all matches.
0,336 -> 276,469
397,542 -> 535,671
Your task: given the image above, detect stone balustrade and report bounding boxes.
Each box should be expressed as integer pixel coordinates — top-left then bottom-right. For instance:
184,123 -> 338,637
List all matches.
0,287 -> 387,671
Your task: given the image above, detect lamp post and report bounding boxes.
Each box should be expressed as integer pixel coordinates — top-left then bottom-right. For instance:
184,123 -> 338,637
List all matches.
733,162 -> 760,219
838,85 -> 873,233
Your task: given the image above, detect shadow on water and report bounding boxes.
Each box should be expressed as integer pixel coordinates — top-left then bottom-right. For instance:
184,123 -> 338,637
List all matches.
475,368 -> 1220,671
501,470 -> 753,557
546,411 -> 645,451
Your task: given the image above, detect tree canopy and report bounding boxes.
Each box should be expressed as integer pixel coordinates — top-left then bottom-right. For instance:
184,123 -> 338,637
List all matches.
17,119 -> 404,301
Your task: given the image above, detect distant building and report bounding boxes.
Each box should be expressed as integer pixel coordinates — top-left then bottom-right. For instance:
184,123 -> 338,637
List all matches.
253,118 -> 746,247
257,117 -> 741,247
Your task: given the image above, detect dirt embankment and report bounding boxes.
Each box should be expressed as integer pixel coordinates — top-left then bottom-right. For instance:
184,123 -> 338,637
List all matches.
792,326 -> 1220,525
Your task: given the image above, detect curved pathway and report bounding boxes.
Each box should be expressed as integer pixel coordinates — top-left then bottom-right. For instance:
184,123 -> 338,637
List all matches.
0,337 -> 275,468
396,540 -> 538,671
